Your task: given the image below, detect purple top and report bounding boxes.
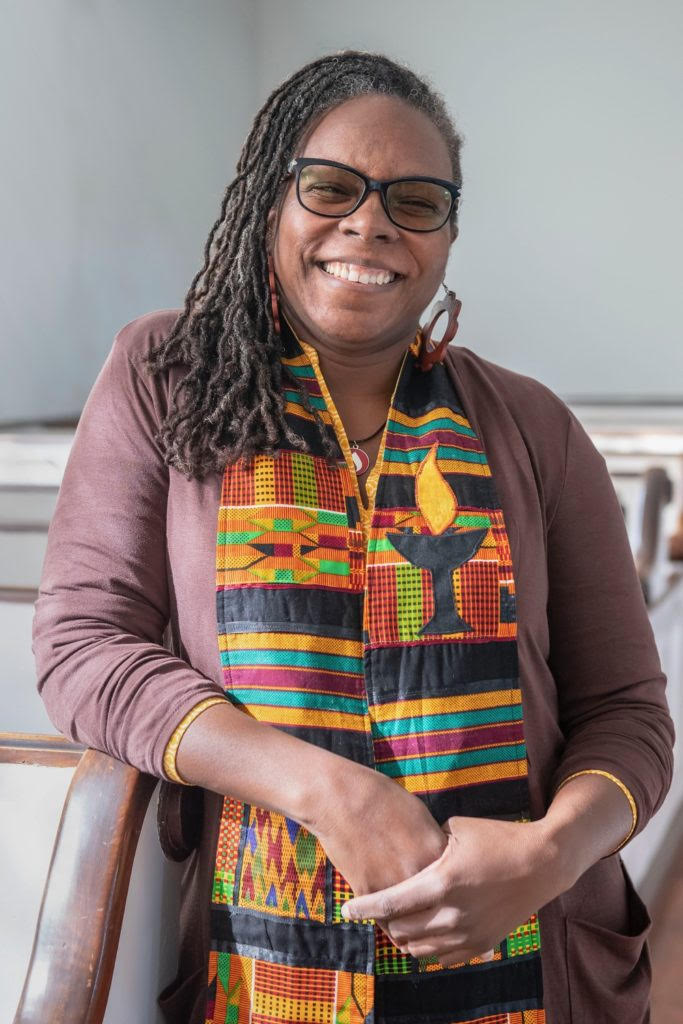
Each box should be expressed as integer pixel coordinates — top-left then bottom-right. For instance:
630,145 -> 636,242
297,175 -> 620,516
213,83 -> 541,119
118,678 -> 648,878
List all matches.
33,309 -> 674,1022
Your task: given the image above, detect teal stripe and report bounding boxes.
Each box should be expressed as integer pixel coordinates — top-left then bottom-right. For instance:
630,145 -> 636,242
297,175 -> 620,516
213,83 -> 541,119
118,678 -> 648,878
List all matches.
383,445 -> 488,465
229,689 -> 365,714
372,705 -> 523,738
283,389 -> 327,410
388,417 -> 476,439
378,743 -> 527,778
221,649 -> 363,673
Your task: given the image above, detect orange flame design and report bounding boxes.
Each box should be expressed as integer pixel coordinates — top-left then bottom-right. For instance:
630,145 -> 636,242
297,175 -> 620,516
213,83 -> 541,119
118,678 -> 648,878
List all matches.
415,442 -> 457,534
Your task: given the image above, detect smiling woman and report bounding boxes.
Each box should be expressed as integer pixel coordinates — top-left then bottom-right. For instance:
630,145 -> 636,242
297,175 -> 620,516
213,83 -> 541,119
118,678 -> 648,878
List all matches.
33,51 -> 673,1024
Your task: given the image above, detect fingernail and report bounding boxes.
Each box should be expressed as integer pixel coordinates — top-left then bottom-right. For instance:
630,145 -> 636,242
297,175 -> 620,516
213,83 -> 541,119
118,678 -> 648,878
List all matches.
479,949 -> 495,962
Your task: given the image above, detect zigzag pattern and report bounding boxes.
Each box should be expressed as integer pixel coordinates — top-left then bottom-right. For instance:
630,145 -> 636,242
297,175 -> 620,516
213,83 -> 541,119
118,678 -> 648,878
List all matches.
237,807 -> 327,922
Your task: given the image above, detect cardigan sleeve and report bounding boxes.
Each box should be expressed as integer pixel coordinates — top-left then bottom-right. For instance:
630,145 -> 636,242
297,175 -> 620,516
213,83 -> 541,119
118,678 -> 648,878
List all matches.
546,411 -> 675,842
32,327 -> 226,780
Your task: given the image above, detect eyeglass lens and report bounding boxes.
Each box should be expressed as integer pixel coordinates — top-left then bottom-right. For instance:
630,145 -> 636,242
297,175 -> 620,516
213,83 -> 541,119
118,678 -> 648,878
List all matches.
298,164 -> 453,231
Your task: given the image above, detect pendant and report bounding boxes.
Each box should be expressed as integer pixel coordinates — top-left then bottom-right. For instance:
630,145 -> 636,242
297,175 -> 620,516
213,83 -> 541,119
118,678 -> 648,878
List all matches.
350,444 -> 370,475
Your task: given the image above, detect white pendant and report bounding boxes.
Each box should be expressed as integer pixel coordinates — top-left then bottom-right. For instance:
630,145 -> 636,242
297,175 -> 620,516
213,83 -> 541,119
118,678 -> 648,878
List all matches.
351,446 -> 370,474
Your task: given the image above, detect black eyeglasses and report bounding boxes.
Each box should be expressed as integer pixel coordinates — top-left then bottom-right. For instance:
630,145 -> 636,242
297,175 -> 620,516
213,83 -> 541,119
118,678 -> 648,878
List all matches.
286,157 -> 460,233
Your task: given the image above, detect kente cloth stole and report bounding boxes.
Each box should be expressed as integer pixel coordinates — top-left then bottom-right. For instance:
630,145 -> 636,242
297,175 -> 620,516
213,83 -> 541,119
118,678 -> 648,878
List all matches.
206,330 -> 545,1024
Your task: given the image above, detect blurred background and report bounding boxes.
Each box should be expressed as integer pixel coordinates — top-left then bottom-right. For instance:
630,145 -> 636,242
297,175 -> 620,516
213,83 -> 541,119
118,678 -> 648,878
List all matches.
1,1 -> 681,1020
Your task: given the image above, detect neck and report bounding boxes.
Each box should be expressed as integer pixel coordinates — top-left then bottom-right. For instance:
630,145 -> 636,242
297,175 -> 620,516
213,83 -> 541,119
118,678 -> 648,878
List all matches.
281,307 -> 415,403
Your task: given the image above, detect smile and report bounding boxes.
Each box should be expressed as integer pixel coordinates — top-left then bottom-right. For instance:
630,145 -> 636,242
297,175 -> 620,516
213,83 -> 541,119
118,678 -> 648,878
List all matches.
319,261 -> 398,286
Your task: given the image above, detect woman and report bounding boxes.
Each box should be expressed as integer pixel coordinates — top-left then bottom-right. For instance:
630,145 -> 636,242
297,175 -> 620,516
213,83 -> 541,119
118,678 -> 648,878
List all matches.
34,52 -> 673,1023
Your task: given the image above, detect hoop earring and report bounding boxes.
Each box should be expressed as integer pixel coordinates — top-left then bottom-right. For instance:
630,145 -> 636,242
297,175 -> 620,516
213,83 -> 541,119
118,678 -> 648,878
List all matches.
267,252 -> 282,336
418,284 -> 462,371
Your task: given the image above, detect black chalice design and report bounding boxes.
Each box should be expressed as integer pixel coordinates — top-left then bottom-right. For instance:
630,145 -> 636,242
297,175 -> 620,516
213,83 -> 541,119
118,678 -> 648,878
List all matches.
388,526 -> 488,635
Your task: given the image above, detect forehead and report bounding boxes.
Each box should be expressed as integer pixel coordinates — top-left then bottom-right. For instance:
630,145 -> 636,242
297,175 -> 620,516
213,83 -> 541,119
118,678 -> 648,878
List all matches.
299,94 -> 453,181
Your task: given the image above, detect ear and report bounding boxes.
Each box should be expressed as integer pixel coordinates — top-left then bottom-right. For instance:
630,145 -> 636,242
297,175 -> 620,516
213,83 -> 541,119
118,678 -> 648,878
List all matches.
449,222 -> 459,244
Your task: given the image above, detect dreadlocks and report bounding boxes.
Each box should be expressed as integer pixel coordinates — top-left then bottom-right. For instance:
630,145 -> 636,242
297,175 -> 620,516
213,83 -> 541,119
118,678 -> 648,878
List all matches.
141,51 -> 463,480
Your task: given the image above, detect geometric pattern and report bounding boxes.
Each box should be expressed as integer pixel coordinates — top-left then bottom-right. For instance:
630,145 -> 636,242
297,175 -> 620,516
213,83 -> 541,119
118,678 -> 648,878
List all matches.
236,807 -> 327,922
212,796 -> 244,905
217,500 -> 364,589
373,912 -> 543,976
208,329 -> 543,1022
205,954 -> 374,1024
506,913 -> 542,958
370,689 -> 528,795
365,506 -> 516,646
205,951 -> 373,1024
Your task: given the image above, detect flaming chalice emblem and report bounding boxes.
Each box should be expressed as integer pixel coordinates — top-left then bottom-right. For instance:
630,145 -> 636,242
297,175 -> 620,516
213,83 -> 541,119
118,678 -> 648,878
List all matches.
387,443 -> 487,635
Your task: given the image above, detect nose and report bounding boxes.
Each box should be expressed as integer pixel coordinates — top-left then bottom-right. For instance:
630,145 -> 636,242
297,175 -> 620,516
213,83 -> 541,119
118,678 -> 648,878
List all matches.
338,188 -> 400,242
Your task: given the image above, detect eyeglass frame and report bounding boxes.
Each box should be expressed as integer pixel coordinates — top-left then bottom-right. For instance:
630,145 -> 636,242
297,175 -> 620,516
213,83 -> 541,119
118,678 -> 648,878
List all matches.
285,157 -> 461,233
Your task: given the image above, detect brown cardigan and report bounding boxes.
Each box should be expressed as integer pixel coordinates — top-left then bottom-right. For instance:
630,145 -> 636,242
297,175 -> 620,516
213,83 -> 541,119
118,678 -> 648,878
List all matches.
33,309 -> 675,1023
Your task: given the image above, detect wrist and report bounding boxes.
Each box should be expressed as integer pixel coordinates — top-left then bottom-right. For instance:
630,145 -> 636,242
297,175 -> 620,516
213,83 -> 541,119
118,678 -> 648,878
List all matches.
534,810 -> 590,896
297,753 -> 378,837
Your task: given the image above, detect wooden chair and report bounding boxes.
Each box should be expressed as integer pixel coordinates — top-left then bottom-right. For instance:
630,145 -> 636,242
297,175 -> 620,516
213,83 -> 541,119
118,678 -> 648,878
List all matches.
2,733 -> 193,1024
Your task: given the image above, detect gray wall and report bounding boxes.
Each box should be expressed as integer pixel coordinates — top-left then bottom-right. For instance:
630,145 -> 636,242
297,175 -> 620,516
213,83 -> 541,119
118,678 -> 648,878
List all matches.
253,0 -> 683,399
2,0 -> 681,421
1,0 -> 257,421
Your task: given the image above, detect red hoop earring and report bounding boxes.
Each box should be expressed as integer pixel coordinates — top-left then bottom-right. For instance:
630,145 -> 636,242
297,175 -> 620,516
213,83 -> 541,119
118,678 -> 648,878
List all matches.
267,252 -> 282,336
418,285 -> 462,371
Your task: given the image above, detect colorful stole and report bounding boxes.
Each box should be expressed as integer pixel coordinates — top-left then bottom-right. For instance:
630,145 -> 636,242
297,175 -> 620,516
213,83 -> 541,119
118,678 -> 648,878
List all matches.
205,328 -> 545,1024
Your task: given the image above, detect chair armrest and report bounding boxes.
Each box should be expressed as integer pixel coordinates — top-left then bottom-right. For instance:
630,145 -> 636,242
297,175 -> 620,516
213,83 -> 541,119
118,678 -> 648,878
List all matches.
13,748 -> 157,1024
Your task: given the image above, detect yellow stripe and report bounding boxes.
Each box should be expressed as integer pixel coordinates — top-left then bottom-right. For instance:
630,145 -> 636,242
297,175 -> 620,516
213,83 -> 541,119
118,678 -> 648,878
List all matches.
281,353 -> 313,368
399,759 -> 527,792
252,994 -> 334,1021
219,632 -> 363,656
382,459 -> 491,478
239,704 -> 368,731
284,401 -> 333,424
390,406 -> 473,431
371,689 -> 522,722
253,456 -> 276,503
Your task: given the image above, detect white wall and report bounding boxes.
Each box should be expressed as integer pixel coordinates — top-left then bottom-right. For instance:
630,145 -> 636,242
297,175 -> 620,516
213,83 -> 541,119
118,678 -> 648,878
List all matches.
0,0 -> 257,422
253,0 -> 683,399
2,0 -> 681,421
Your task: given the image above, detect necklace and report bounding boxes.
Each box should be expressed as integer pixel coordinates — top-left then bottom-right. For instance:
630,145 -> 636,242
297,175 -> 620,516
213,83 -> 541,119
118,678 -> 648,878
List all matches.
349,420 -> 387,475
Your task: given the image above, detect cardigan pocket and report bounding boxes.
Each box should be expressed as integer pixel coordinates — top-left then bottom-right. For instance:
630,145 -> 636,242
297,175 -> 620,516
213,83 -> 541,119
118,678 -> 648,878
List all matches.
565,861 -> 652,1023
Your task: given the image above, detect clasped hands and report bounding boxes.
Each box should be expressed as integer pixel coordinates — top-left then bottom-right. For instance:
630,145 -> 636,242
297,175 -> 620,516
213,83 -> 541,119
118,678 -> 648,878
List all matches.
326,799 -> 566,968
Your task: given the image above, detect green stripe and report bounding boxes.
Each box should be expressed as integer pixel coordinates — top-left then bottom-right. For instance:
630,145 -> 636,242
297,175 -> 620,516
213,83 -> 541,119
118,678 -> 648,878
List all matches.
292,451 -> 318,507
396,563 -> 424,642
454,513 -> 491,528
367,515 -> 491,551
372,704 -> 523,737
378,742 -> 527,777
229,689 -> 365,714
316,509 -> 347,526
283,389 -> 327,410
318,559 -> 349,576
388,417 -> 476,439
222,649 -> 363,673
383,445 -> 488,465
217,530 -> 262,544
368,537 -> 398,552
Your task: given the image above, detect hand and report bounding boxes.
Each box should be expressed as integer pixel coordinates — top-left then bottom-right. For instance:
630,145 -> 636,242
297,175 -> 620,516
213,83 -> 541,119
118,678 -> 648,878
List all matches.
311,764 -> 448,901
340,814 -> 564,966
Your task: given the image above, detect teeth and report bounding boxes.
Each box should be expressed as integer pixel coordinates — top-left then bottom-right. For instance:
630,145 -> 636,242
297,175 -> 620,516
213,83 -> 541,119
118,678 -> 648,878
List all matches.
321,261 -> 396,285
